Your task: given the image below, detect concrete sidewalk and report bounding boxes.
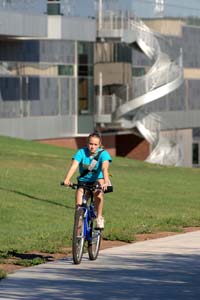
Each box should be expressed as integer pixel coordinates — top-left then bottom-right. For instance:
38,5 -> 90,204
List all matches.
0,231 -> 200,300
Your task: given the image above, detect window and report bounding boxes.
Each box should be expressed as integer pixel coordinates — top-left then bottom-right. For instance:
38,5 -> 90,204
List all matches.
58,65 -> 74,76
47,0 -> 61,15
132,67 -> 146,77
78,78 -> 88,114
192,143 -> 199,165
78,42 -> 94,115
193,128 -> 200,138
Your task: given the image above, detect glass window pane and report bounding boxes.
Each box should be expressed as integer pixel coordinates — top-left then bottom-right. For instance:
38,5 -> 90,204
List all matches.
58,65 -> 74,76
192,143 -> 199,165
193,128 -> 200,139
47,1 -> 61,15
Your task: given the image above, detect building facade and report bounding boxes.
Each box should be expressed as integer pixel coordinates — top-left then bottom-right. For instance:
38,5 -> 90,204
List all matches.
0,1 -> 200,166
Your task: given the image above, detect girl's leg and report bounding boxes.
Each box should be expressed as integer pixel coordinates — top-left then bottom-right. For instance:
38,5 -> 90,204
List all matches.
94,179 -> 104,228
76,188 -> 83,206
94,191 -> 104,218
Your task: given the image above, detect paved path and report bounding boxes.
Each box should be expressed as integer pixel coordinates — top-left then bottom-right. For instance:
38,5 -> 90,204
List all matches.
0,231 -> 200,300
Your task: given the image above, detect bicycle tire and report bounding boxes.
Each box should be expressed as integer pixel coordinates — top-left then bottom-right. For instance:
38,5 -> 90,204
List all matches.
88,220 -> 102,260
72,207 -> 85,264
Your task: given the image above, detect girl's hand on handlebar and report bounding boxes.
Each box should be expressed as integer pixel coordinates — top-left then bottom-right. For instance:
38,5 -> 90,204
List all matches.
63,179 -> 72,186
102,182 -> 109,192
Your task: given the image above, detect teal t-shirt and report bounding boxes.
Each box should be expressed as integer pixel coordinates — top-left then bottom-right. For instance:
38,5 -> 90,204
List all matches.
73,147 -> 112,182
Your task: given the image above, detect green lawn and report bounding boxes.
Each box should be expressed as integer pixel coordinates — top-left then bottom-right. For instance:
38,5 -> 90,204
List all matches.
0,135 -> 200,255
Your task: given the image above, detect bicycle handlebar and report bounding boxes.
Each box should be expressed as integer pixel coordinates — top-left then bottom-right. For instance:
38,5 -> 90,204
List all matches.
60,182 -> 102,191
60,182 -> 76,189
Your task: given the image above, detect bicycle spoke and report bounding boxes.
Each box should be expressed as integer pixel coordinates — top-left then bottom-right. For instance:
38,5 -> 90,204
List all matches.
88,221 -> 102,260
72,208 -> 85,264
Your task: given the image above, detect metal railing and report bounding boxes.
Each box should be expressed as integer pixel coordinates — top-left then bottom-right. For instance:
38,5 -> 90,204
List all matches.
115,53 -> 182,106
96,9 -> 183,117
95,95 -> 122,115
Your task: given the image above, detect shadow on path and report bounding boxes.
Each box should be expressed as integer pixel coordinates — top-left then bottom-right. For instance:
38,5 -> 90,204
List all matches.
0,252 -> 200,300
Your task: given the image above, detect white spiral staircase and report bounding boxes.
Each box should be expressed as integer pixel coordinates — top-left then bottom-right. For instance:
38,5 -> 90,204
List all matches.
96,10 -> 184,166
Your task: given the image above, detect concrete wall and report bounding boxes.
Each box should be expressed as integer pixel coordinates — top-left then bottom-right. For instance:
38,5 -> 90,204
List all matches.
161,129 -> 192,167
48,16 -> 96,41
94,62 -> 132,86
0,115 -> 77,140
0,11 -> 95,41
0,11 -> 47,37
158,111 -> 200,131
144,19 -> 184,37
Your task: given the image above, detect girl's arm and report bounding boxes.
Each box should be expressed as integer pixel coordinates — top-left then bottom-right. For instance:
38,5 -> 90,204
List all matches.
101,160 -> 110,191
64,160 -> 79,185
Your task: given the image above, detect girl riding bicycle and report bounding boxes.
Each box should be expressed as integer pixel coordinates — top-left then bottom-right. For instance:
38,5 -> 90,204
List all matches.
63,132 -> 112,229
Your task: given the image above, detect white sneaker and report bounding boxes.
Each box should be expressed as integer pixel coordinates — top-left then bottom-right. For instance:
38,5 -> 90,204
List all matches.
96,216 -> 104,229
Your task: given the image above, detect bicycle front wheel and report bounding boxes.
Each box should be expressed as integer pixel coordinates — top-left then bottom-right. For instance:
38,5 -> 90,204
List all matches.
72,207 -> 85,264
88,220 -> 102,261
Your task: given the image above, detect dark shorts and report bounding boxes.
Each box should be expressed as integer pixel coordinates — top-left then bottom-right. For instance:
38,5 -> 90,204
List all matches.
77,180 -> 102,186
77,180 -> 113,193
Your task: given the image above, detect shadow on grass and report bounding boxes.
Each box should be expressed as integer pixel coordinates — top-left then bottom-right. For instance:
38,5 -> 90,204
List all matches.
0,250 -> 65,271
2,250 -> 53,261
0,186 -> 74,210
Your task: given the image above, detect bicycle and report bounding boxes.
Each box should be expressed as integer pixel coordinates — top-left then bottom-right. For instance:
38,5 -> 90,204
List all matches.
61,182 -> 102,264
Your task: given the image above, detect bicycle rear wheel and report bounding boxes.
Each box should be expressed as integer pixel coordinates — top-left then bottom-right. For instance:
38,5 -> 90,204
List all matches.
88,220 -> 102,260
72,207 -> 85,264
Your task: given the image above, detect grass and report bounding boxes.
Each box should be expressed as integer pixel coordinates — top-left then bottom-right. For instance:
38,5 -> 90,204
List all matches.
0,269 -> 7,280
0,135 -> 200,257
